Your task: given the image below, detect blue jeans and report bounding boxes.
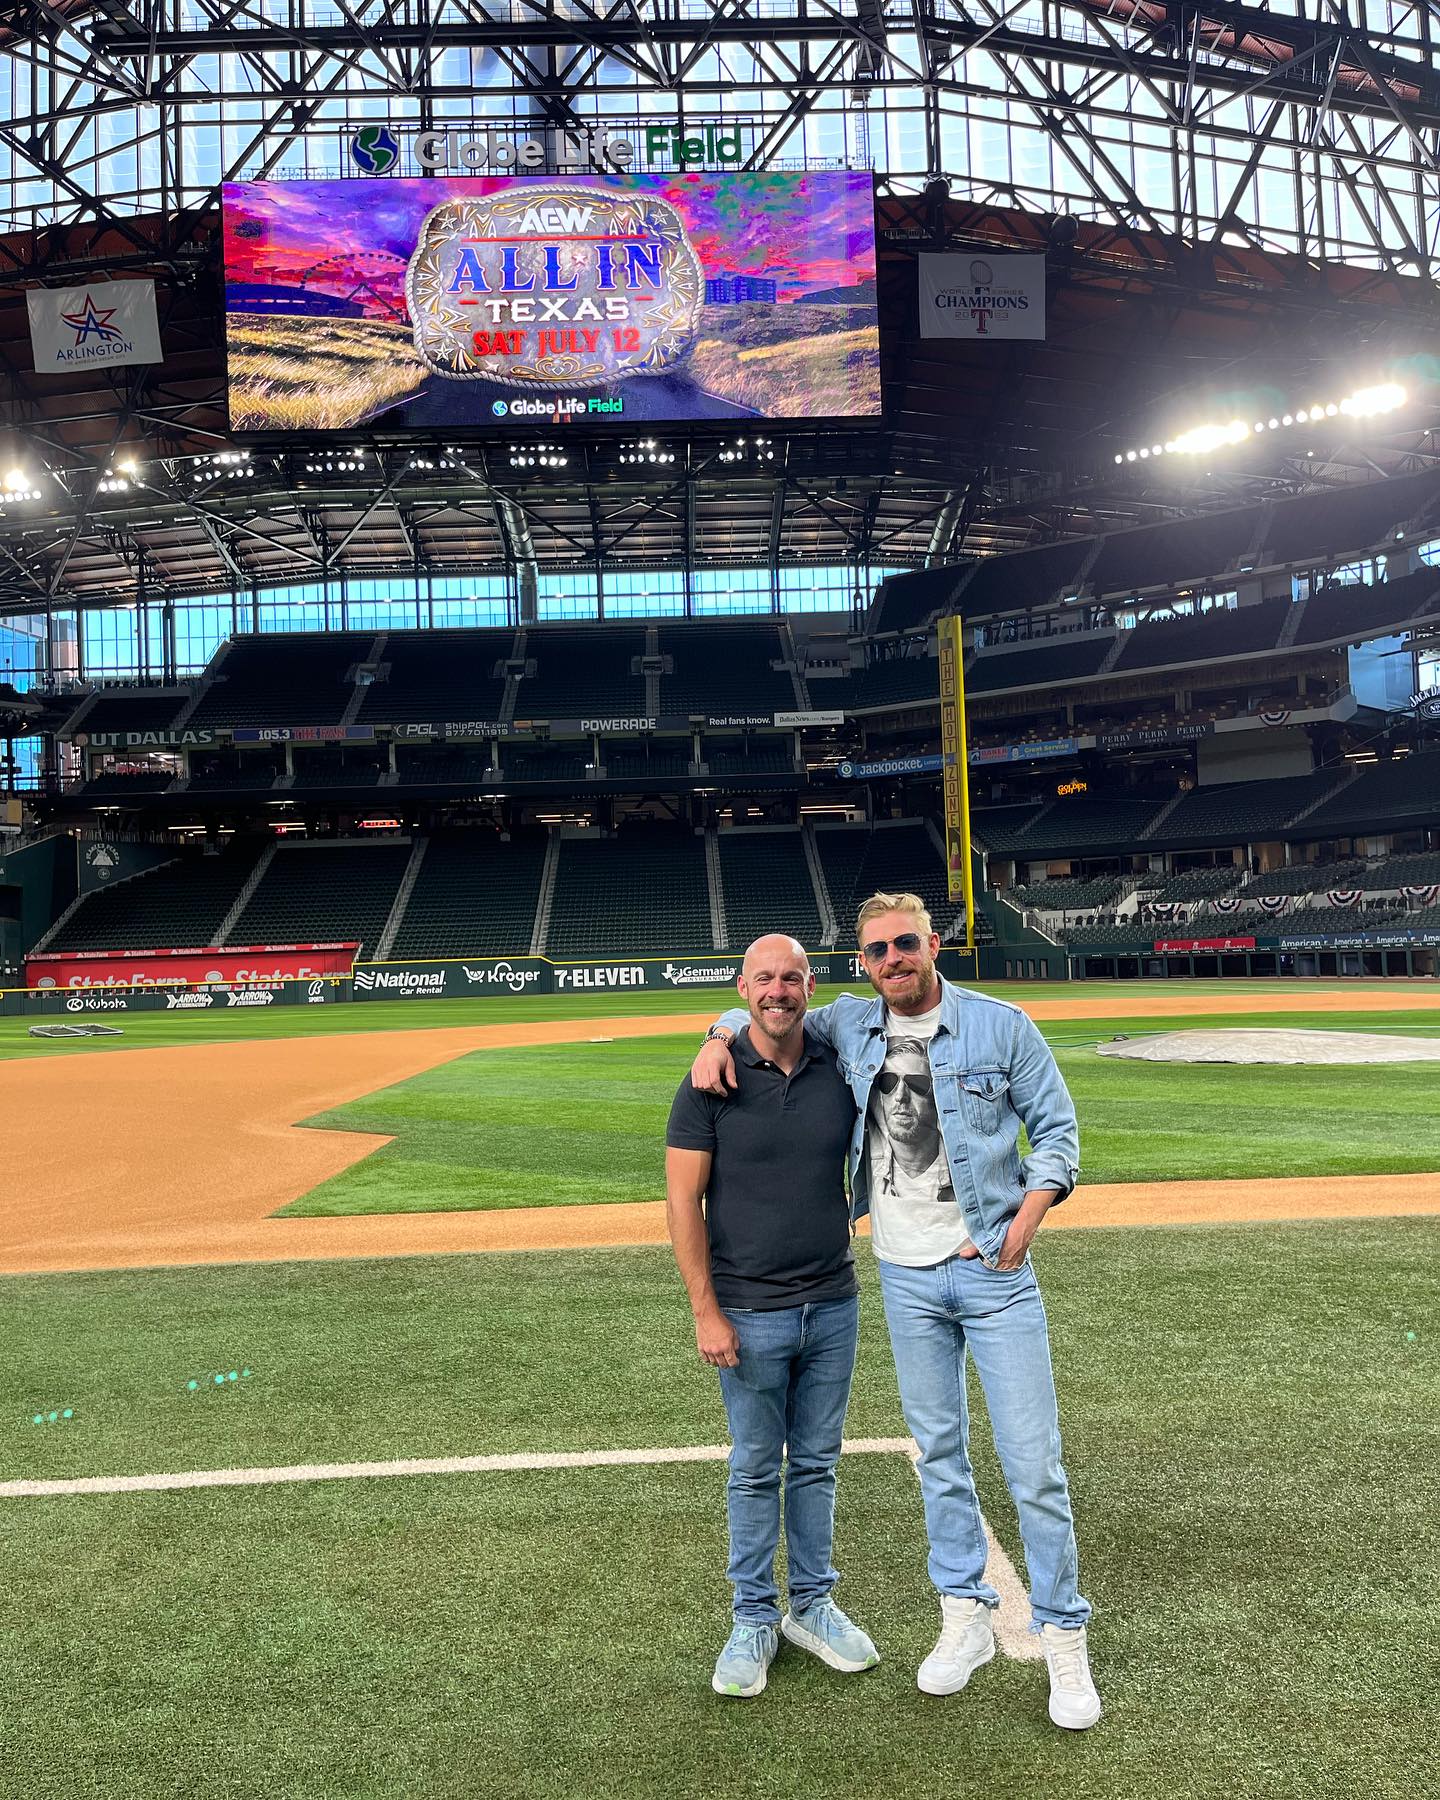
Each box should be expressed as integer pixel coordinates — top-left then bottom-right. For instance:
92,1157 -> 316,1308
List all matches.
877,1255 -> 1090,1631
716,1294 -> 860,1625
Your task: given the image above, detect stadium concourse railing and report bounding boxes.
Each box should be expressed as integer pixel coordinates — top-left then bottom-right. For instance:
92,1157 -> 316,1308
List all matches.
0,946 -> 1038,1016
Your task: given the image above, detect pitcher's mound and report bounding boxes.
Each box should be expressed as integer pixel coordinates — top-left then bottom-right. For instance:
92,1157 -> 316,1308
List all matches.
1097,1028 -> 1440,1066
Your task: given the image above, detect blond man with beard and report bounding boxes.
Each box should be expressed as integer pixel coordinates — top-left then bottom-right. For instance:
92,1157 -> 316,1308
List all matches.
691,896 -> 1100,1730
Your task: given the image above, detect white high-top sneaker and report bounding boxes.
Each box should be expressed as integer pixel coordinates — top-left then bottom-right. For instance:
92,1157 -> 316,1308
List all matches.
916,1596 -> 995,1695
1041,1623 -> 1102,1729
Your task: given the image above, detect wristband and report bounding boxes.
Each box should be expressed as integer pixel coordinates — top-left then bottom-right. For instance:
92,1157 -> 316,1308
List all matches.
704,1026 -> 732,1044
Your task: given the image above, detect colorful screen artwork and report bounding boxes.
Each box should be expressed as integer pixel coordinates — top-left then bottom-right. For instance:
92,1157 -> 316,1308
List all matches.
221,173 -> 880,431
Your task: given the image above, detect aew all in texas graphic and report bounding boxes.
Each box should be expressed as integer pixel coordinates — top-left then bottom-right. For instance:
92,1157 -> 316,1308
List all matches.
221,173 -> 880,428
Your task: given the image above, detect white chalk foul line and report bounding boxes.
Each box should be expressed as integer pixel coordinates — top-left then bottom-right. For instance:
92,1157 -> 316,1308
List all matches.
3,1432 -> 1041,1661
0,1435 -> 917,1501
899,1440 -> 1044,1663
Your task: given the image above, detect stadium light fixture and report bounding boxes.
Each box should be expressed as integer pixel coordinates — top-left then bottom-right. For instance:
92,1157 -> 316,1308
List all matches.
1115,381 -> 1409,465
0,467 -> 42,502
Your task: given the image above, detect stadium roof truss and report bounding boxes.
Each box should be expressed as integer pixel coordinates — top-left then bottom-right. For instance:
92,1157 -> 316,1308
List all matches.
2,0 -> 1438,271
1,0 -> 1440,613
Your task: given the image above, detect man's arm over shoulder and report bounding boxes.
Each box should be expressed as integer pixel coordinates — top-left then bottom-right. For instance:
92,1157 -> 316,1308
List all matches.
691,991 -> 873,1092
707,991 -> 872,1050
1008,1008 -> 1080,1202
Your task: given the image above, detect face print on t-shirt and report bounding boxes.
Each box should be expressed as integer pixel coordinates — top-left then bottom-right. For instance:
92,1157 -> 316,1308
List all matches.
869,1036 -> 954,1204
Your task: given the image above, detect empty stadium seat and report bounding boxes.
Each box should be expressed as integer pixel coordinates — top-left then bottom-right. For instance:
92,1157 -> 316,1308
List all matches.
970,803 -> 1054,853
706,741 -> 795,776
74,771 -> 175,799
71,690 -> 188,736
814,822 -> 958,940
228,841 -> 411,959
658,621 -> 796,715
605,742 -> 691,780
546,828 -> 714,957
1145,772 -> 1342,846
1012,877 -> 1125,912
390,832 -> 546,959
356,628 -> 512,724
186,632 -> 375,729
854,647 -> 939,708
959,539 -> 1095,613
1007,796 -> 1170,856
1293,570 -> 1439,647
1086,509 -> 1262,598
517,625 -> 647,717
1135,868 -> 1243,902
1295,754 -> 1440,833
46,838 -> 266,951
1111,600 -> 1288,673
1240,860 -> 1367,898
966,636 -> 1113,695
1259,471 -> 1436,565
718,831 -> 821,948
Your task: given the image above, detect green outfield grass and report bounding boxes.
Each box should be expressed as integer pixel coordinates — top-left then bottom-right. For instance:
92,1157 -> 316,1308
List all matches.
3,977 -> 1437,1061
280,1012 -> 1440,1215
2,1222 -> 1434,1799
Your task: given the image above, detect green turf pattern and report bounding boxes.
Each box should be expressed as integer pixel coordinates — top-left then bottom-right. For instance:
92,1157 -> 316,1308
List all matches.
1,1223 -> 1434,1799
280,1015 -> 1440,1215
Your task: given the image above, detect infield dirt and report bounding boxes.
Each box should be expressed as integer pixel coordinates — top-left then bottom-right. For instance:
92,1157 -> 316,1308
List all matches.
6,989 -> 1440,1275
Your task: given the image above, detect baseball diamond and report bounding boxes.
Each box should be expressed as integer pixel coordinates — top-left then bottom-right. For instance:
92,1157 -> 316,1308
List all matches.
4,1 -> 1440,1789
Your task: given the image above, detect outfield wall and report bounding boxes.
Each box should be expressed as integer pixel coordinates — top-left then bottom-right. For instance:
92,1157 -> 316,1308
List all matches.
0,976 -> 351,1016
0,948 -> 996,1014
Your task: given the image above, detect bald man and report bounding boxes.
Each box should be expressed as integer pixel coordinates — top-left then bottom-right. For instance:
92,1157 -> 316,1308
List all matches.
666,935 -> 879,1698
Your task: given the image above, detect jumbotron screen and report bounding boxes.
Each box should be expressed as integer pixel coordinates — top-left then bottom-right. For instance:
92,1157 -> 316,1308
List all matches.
221,173 -> 880,431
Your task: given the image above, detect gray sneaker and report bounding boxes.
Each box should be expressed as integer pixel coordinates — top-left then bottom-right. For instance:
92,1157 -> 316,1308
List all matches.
711,1621 -> 780,1697
781,1597 -> 881,1673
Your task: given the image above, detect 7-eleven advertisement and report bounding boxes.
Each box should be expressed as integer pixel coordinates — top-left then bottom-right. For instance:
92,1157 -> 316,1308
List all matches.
27,942 -> 358,989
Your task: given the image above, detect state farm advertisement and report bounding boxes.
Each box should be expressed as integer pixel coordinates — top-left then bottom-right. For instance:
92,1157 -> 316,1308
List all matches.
27,942 -> 358,989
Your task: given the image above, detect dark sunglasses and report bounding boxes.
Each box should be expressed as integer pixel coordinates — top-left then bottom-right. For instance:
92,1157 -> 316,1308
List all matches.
862,932 -> 923,963
874,1069 -> 932,1097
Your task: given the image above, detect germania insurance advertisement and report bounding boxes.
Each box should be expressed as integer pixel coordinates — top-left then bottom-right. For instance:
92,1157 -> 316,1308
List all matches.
221,173 -> 880,430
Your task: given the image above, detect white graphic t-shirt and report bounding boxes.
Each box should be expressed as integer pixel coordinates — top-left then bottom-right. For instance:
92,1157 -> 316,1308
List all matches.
866,998 -> 973,1267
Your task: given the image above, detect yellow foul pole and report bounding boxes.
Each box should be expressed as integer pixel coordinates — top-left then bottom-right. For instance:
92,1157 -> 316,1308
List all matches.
936,612 -> 976,953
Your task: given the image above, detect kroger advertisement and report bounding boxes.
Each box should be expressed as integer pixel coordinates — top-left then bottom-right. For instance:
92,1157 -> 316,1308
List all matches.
221,174 -> 880,430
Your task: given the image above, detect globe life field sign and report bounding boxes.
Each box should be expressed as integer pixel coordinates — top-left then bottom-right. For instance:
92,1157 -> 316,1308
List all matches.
220,173 -> 879,431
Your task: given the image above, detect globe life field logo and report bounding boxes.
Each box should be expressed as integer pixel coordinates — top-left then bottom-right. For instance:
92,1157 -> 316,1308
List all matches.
347,120 -> 745,176
351,126 -> 400,174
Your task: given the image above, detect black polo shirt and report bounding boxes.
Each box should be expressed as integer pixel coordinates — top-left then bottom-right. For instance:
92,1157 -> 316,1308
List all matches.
666,1023 -> 858,1310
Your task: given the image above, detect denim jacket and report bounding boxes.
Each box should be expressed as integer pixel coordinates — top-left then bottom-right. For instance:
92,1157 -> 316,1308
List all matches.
717,979 -> 1079,1263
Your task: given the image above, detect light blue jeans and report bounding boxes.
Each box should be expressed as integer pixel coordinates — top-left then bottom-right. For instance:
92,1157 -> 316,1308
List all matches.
716,1295 -> 860,1624
876,1254 -> 1090,1631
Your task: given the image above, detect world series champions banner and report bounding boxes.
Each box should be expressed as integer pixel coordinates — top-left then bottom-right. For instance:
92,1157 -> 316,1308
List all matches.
221,174 -> 880,429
